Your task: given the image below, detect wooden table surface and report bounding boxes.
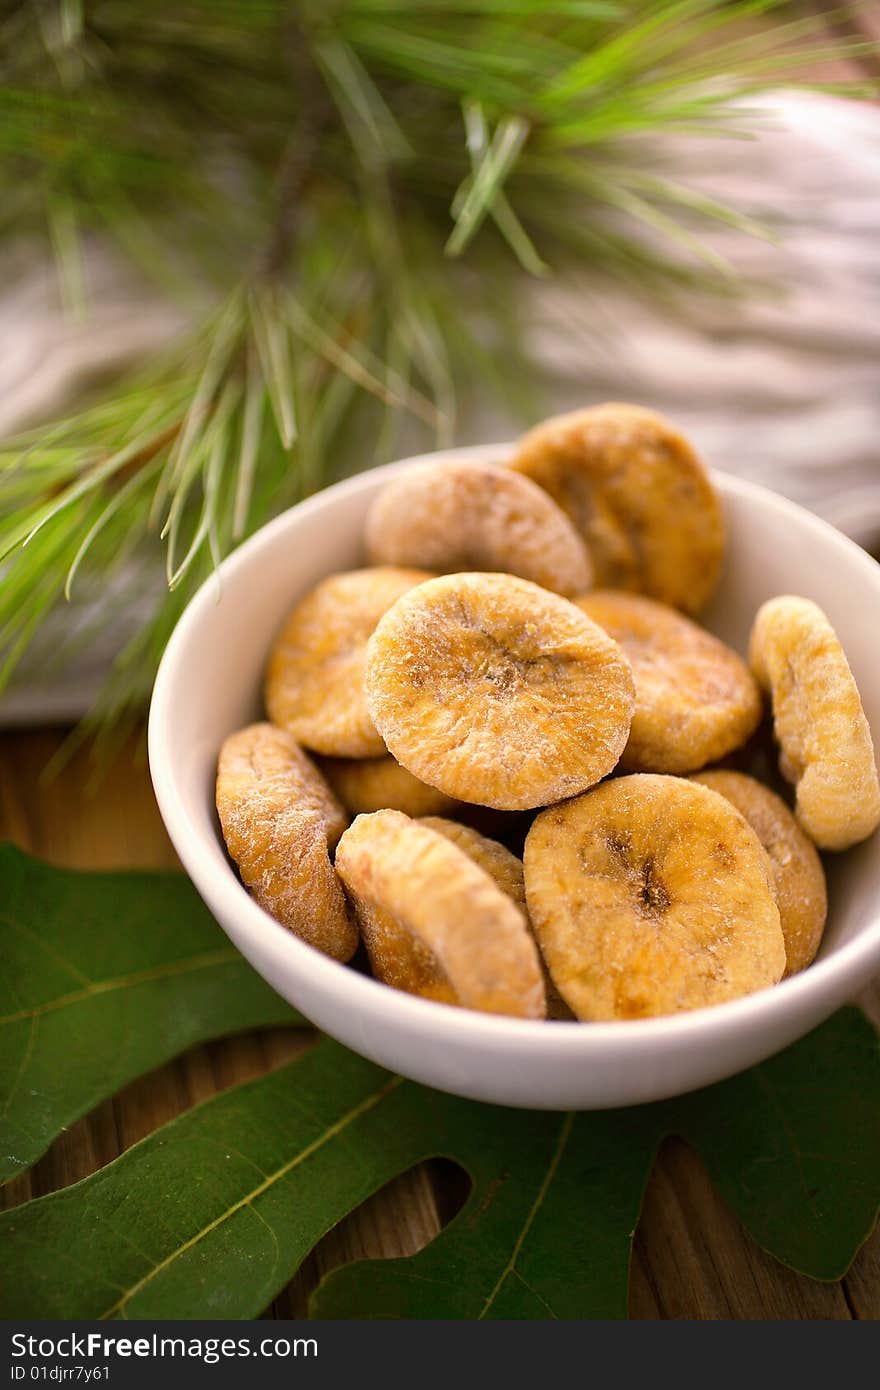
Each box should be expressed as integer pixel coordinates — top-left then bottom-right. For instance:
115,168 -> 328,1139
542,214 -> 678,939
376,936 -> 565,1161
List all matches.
1,725 -> 878,1319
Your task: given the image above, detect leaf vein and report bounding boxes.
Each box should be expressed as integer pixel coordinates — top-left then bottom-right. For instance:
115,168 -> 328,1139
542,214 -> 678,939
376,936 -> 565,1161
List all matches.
98,1074 -> 402,1319
0,1013 -> 38,1121
0,947 -> 241,1028
512,1268 -> 558,1319
0,911 -> 92,989
478,1111 -> 573,1319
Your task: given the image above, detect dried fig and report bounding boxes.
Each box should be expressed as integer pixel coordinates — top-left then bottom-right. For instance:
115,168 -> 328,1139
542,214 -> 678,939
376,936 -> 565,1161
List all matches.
366,571 -> 635,810
216,722 -> 357,961
524,774 -> 785,1020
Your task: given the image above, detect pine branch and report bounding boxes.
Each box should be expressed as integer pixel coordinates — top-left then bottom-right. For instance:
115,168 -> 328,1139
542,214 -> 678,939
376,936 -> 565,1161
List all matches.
0,0 -> 874,730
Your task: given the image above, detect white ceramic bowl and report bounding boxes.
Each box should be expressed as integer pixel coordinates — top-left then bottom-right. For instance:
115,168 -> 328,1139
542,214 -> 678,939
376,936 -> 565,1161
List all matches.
149,445 -> 880,1108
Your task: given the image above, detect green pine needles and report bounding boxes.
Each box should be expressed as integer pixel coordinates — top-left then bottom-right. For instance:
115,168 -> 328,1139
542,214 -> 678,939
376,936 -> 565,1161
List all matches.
0,1 -> 872,729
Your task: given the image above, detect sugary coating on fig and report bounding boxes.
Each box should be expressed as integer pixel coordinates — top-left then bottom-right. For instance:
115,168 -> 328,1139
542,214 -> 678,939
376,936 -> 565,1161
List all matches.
365,458 -> 592,596
690,770 -> 827,975
577,590 -> 760,773
265,567 -> 433,757
511,403 -> 724,614
335,809 -> 545,1018
420,816 -> 573,1019
749,595 -> 880,850
524,774 -> 785,1020
418,816 -> 527,911
366,571 -> 635,810
216,722 -> 357,961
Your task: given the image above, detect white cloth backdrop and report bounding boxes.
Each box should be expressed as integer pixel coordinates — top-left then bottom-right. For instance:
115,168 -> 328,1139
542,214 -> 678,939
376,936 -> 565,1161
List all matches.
1,91 -> 877,723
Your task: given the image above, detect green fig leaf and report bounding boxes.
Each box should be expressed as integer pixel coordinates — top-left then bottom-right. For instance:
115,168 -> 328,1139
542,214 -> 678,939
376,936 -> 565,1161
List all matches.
2,1009 -> 877,1320
0,843 -> 300,1183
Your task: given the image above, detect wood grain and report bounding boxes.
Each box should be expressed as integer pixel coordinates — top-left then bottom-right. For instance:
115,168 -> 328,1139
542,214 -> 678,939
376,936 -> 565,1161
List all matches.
1,725 -> 878,1320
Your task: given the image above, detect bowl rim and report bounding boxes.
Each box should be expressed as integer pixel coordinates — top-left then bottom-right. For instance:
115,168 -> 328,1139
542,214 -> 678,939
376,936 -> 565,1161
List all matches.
149,445 -> 880,1052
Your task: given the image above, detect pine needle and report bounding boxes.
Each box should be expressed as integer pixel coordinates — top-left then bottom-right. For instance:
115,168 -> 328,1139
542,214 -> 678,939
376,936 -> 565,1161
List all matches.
0,0 -> 873,727
232,340 -> 265,541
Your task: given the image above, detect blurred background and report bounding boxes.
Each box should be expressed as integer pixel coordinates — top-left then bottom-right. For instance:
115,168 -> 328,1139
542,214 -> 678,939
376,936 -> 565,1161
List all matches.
2,4 -> 878,1324
0,1 -> 877,729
